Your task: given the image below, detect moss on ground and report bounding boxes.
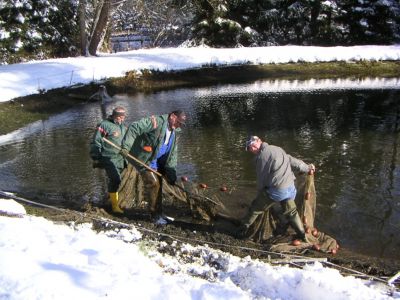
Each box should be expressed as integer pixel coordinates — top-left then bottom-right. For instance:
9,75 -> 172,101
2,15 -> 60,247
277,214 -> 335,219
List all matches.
1,61 -> 400,135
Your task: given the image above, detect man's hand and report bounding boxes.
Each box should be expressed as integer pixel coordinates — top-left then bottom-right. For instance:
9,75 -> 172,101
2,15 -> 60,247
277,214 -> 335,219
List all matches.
92,160 -> 104,169
164,168 -> 177,185
90,149 -> 102,161
120,148 -> 130,158
166,175 -> 177,185
91,155 -> 101,161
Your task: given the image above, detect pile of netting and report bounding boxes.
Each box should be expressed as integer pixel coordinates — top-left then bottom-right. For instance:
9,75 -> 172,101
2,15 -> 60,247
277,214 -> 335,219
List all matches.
117,164 -> 338,254
117,164 -> 223,222
245,171 -> 339,254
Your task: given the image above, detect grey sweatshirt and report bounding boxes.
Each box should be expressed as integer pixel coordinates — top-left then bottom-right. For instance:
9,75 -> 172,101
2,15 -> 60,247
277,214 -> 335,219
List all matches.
255,142 -> 309,194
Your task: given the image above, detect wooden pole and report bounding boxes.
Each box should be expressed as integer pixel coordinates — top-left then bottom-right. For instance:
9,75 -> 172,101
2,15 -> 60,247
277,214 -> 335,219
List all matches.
102,137 -> 162,177
102,137 -> 221,206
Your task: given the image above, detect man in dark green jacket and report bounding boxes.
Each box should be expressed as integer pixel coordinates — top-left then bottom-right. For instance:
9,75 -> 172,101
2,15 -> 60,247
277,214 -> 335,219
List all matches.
120,110 -> 186,224
90,106 -> 127,213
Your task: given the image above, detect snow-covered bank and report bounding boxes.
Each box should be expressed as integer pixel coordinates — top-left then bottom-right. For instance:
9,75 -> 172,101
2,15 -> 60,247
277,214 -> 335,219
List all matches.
0,198 -> 399,300
1,45 -> 399,103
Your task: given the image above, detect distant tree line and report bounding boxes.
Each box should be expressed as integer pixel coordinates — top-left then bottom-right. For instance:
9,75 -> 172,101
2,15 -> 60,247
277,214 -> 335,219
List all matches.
190,0 -> 400,47
0,0 -> 399,64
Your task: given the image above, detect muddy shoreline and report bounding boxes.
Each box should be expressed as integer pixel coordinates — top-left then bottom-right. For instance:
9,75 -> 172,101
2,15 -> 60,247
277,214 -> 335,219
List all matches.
15,196 -> 400,288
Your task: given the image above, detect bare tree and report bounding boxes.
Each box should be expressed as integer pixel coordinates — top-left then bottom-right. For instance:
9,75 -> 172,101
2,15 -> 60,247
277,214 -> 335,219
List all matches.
78,0 -> 88,56
78,0 -> 126,56
88,0 -> 111,55
79,0 -> 192,55
113,0 -> 195,47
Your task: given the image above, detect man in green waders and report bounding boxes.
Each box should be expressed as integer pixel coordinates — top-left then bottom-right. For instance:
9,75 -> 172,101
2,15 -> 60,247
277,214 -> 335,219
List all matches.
90,106 -> 127,213
120,110 -> 186,225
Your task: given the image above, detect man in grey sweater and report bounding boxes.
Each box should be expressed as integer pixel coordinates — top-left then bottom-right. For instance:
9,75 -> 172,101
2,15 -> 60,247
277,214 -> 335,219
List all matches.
239,136 -> 315,242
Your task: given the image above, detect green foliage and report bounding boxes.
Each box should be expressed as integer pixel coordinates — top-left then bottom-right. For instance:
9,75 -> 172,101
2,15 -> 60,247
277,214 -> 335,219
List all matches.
0,0 -> 79,64
1,0 -> 400,62
189,0 -> 400,47
339,0 -> 400,45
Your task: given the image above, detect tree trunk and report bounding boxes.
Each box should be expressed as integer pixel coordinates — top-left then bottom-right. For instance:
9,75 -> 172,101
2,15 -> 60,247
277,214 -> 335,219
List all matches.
78,0 -> 88,56
88,0 -> 111,56
310,1 -> 321,43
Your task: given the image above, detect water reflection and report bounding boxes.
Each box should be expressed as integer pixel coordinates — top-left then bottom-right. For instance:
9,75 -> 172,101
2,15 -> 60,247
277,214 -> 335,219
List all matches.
0,78 -> 399,260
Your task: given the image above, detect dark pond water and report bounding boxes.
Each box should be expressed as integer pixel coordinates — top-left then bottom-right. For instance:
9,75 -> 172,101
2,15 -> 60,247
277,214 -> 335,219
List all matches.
0,78 -> 399,260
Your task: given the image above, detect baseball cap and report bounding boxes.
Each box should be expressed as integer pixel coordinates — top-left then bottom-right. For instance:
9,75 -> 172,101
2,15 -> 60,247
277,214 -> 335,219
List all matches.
245,136 -> 259,150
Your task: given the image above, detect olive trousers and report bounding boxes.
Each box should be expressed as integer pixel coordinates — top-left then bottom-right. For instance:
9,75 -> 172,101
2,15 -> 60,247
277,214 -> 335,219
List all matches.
141,170 -> 163,217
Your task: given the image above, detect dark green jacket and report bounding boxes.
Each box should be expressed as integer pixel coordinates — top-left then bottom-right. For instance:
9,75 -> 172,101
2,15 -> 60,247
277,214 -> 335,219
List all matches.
121,114 -> 180,173
90,118 -> 127,169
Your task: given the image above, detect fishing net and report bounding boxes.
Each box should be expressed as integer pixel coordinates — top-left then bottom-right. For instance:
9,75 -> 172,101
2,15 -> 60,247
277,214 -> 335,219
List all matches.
117,164 -> 338,253
265,171 -> 338,254
117,164 -> 223,221
213,171 -> 338,253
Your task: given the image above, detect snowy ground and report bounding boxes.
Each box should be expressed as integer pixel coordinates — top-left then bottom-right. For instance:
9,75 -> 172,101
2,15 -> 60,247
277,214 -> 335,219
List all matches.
0,197 -> 399,300
0,45 -> 399,103
1,45 -> 400,299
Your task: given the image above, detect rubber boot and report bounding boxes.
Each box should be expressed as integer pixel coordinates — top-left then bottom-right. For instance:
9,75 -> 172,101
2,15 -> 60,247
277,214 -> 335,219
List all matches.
272,203 -> 289,236
235,208 -> 267,239
274,215 -> 289,236
288,211 -> 308,243
109,192 -> 123,214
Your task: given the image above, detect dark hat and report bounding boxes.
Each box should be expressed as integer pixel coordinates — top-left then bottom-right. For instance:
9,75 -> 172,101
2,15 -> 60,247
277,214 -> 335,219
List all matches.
245,136 -> 259,150
171,110 -> 186,126
111,107 -> 126,118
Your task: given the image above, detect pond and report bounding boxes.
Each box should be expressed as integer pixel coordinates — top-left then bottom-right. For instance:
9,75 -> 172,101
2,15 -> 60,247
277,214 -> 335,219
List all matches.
0,77 -> 399,260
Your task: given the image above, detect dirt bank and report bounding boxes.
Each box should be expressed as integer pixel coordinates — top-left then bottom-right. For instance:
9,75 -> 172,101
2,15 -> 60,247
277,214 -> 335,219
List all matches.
20,199 -> 400,288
